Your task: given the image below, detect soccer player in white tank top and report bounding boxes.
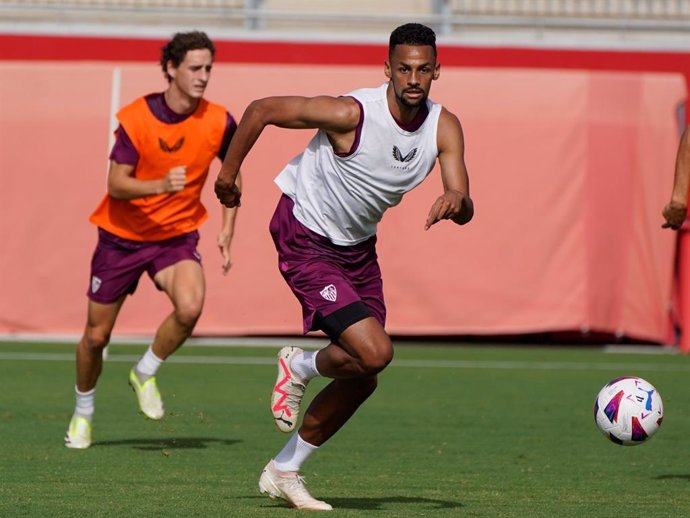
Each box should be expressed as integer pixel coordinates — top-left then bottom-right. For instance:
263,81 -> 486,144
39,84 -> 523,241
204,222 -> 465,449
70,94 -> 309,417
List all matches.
215,23 -> 474,511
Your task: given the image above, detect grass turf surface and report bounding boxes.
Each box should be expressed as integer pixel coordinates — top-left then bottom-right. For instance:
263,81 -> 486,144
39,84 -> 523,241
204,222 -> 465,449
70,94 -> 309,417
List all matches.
1,341 -> 689,517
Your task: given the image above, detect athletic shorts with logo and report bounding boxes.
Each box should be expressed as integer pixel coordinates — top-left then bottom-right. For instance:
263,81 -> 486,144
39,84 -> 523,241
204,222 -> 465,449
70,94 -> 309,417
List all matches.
269,194 -> 386,340
87,228 -> 202,304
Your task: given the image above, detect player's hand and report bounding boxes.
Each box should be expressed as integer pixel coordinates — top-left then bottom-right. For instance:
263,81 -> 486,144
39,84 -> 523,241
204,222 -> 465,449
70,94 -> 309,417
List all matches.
162,166 -> 186,193
217,230 -> 233,276
425,190 -> 465,230
662,201 -> 687,230
214,176 -> 242,208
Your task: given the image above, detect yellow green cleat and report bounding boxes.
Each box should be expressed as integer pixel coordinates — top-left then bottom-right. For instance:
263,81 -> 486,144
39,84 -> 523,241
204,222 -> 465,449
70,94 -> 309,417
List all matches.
128,369 -> 164,420
65,414 -> 92,449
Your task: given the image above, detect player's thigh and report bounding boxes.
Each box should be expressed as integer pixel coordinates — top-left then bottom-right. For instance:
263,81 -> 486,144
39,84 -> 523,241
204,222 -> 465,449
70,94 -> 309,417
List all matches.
337,316 -> 393,371
154,260 -> 205,312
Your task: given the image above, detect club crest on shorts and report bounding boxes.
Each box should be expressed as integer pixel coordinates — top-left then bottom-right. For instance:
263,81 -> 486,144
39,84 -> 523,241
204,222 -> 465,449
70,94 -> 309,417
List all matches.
320,284 -> 337,302
91,276 -> 102,294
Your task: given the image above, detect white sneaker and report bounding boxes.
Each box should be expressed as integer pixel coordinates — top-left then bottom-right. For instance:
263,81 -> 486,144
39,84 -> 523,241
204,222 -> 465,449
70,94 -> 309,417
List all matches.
65,414 -> 92,449
271,346 -> 308,432
128,369 -> 164,420
259,460 -> 332,511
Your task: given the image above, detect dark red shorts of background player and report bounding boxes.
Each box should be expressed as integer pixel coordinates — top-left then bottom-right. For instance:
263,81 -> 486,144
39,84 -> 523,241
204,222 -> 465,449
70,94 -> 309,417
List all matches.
87,228 -> 201,304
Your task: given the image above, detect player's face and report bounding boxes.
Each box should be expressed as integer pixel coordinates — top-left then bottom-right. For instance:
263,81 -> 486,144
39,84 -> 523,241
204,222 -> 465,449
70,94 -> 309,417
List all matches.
167,48 -> 214,99
385,44 -> 440,108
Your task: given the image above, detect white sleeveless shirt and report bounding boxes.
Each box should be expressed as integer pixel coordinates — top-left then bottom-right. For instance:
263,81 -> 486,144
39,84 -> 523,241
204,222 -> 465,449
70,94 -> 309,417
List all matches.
274,83 -> 441,245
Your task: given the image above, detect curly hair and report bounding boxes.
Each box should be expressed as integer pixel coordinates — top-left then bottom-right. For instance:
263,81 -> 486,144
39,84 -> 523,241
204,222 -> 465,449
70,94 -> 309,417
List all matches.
160,31 -> 216,82
389,23 -> 437,57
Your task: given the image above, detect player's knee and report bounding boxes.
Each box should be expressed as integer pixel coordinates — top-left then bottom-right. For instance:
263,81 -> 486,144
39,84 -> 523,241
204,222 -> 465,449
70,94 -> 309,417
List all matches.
83,328 -> 110,352
174,299 -> 203,328
361,354 -> 392,375
359,341 -> 393,375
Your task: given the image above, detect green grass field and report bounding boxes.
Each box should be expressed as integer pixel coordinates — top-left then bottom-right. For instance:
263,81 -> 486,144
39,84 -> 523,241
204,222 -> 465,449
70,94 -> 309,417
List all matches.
2,340 -> 690,517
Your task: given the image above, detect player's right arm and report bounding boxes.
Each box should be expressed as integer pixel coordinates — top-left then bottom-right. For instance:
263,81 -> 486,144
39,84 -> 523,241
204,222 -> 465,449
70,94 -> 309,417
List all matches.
107,161 -> 186,200
662,126 -> 690,230
214,96 -> 360,208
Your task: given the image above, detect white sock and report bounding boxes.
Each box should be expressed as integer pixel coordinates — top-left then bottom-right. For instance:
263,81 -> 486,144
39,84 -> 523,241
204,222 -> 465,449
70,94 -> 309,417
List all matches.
135,346 -> 163,379
75,386 -> 95,420
274,432 -> 318,472
290,350 -> 320,381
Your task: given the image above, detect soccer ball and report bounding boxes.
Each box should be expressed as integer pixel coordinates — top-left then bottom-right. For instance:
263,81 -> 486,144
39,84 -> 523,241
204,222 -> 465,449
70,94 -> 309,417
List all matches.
593,376 -> 663,446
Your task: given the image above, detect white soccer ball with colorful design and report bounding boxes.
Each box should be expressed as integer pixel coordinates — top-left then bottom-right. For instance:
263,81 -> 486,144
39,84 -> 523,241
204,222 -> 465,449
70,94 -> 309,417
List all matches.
593,376 -> 663,446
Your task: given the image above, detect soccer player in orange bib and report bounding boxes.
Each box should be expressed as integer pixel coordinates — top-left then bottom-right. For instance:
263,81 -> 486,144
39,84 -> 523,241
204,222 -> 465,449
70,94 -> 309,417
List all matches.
65,31 -> 241,449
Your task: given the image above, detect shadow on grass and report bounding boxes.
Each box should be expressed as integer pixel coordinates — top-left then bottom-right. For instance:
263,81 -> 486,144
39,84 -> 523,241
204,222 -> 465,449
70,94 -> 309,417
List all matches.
92,437 -> 241,450
254,495 -> 463,511
655,474 -> 690,481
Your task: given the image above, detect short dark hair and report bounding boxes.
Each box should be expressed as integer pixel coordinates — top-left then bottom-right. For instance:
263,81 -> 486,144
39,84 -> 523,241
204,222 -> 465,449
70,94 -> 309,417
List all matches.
160,31 -> 216,82
389,23 -> 437,57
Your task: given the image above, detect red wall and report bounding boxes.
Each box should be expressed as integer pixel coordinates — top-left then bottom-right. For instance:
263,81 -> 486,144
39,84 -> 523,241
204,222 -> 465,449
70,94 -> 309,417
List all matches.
1,34 -> 686,343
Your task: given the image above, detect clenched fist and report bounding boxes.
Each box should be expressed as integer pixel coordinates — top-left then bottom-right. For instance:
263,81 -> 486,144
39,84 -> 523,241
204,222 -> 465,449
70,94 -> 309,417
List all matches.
662,201 -> 687,230
163,166 -> 187,193
215,177 -> 242,208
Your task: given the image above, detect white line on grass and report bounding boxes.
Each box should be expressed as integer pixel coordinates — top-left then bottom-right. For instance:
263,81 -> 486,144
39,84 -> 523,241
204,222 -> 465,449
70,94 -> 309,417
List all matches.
0,335 -> 680,355
1,352 -> 689,372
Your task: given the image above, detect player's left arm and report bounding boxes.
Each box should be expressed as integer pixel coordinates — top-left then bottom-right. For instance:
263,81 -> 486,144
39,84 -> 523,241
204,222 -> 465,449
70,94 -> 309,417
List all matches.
424,108 -> 474,230
217,171 -> 242,276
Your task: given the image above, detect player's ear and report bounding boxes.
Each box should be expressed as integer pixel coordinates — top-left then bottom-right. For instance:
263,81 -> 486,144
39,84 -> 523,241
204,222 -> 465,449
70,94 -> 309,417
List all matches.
384,60 -> 392,79
166,60 -> 177,80
433,63 -> 440,80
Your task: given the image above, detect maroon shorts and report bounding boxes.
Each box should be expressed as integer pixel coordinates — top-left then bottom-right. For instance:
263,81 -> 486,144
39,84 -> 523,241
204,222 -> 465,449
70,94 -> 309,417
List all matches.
269,194 -> 386,340
87,228 -> 202,304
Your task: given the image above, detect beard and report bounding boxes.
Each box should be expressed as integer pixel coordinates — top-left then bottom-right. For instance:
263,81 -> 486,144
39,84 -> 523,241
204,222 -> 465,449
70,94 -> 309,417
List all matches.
394,85 -> 427,108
